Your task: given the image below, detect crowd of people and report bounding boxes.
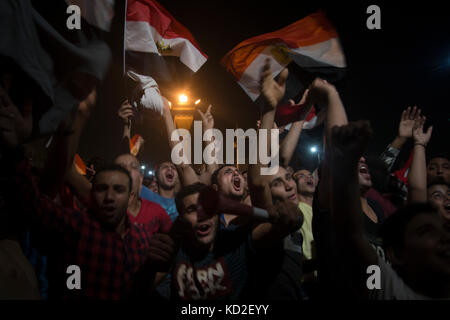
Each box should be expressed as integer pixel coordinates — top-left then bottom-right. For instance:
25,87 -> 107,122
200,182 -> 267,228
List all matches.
0,57 -> 449,301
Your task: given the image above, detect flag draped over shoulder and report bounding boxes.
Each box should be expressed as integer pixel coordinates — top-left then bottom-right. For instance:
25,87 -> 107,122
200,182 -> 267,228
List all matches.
221,11 -> 346,128
125,0 -> 207,92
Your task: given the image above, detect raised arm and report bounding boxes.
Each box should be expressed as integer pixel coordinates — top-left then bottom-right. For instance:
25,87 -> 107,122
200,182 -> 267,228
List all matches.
306,79 -> 348,210
161,97 -> 199,186
197,104 -> 218,185
328,121 -> 379,290
380,106 -> 422,171
39,89 -> 96,198
279,89 -> 311,167
248,59 -> 288,208
407,116 -> 432,203
62,90 -> 97,203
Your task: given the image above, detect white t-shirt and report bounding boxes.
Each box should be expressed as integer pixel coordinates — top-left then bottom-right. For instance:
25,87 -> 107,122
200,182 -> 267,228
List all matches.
368,256 -> 430,300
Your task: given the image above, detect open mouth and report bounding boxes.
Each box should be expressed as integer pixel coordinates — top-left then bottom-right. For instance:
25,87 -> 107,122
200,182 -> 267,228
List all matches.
288,193 -> 297,201
233,177 -> 241,191
445,202 -> 450,214
165,172 -> 174,182
359,164 -> 369,174
101,206 -> 116,216
196,223 -> 212,237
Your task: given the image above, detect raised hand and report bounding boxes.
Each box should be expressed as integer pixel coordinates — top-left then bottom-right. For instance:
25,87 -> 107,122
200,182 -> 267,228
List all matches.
412,116 -> 432,146
329,120 -> 373,163
260,58 -> 289,108
118,99 -> 133,125
0,86 -> 33,148
398,106 -> 421,139
197,104 -> 214,130
306,78 -> 338,109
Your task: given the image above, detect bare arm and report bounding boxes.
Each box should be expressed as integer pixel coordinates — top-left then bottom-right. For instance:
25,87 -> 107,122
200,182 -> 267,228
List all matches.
251,200 -> 303,250
248,59 -> 287,207
42,89 -> 96,197
328,121 -> 379,292
198,105 -> 218,184
161,97 -> 199,186
307,79 -> 348,210
407,117 -> 432,203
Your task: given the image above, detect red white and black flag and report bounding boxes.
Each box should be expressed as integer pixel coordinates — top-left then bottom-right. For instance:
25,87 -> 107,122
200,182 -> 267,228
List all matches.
221,11 -> 346,129
125,0 -> 207,95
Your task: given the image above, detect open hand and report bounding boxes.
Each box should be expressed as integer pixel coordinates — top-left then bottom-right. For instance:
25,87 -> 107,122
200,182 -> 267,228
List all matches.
398,106 -> 421,139
260,59 -> 289,108
412,116 -> 432,146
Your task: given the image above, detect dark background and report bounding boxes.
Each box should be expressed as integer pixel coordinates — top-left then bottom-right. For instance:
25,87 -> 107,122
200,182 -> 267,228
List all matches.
78,0 -> 450,170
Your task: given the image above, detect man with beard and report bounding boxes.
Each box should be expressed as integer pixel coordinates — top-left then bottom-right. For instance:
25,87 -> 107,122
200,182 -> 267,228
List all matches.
210,165 -> 248,228
141,161 -> 180,222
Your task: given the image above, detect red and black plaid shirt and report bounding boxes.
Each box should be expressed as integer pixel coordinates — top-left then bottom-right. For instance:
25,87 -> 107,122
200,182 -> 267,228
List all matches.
15,157 -> 153,300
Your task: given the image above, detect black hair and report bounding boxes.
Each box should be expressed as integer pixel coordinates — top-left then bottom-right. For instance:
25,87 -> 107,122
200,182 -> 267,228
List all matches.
175,182 -> 207,215
427,153 -> 449,165
427,180 -> 450,190
379,202 -> 437,250
211,165 -> 226,186
92,164 -> 133,193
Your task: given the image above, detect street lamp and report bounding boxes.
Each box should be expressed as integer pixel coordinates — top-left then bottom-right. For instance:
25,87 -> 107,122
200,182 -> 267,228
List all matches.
171,92 -> 201,130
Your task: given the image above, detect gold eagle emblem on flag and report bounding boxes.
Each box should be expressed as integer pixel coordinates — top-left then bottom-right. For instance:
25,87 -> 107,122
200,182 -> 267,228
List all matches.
270,45 -> 292,66
156,39 -> 172,54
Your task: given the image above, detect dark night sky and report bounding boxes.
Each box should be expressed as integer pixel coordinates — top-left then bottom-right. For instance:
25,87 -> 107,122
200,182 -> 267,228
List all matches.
79,0 -> 450,170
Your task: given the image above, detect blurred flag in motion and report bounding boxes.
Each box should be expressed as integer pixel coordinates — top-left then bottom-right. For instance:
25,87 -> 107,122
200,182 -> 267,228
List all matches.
129,134 -> 145,156
65,0 -> 115,32
125,0 -> 207,98
74,154 -> 87,176
0,0 -> 112,134
221,10 -> 346,128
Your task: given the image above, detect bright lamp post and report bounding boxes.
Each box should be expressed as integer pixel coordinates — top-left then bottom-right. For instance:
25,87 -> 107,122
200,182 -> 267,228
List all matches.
171,93 -> 201,130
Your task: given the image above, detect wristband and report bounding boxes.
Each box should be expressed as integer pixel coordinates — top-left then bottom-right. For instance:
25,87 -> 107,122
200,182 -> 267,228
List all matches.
414,143 -> 426,148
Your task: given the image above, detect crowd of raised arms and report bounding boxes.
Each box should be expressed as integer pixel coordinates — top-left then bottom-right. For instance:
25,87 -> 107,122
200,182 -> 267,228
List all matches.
0,58 -> 449,301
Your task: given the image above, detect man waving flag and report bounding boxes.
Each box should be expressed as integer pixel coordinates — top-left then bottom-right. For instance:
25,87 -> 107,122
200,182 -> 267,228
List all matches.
221,11 -> 346,129
124,0 -> 207,116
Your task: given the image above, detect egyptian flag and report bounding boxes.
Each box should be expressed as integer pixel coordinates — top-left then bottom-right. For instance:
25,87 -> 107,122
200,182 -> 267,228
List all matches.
0,0 -> 112,134
393,151 -> 413,186
221,11 -> 346,129
129,134 -> 145,156
74,154 -> 87,176
125,0 -> 207,95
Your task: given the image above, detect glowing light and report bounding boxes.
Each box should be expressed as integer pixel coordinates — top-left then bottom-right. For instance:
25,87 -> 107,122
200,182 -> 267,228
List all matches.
310,146 -> 318,153
195,99 -> 201,105
148,170 -> 153,176
168,101 -> 172,109
178,94 -> 188,104
140,165 -> 146,170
